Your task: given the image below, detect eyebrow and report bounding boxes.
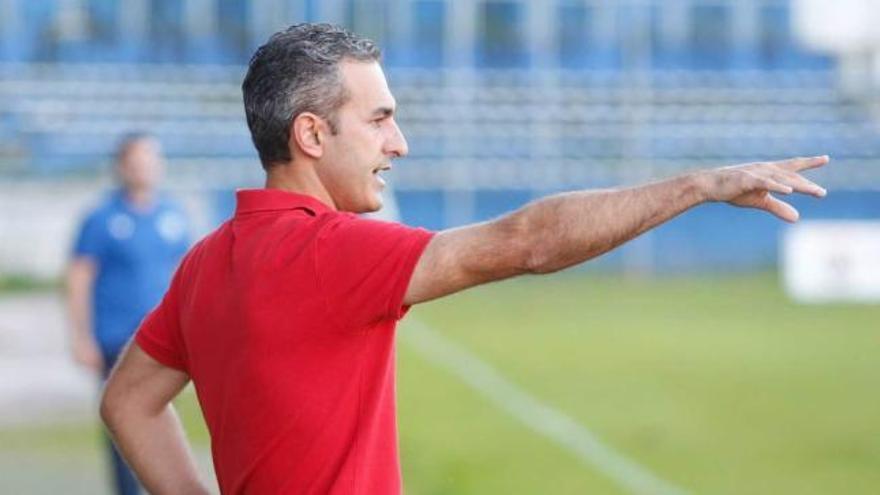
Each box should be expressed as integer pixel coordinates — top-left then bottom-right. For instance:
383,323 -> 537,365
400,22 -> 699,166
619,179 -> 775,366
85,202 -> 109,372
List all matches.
371,106 -> 395,119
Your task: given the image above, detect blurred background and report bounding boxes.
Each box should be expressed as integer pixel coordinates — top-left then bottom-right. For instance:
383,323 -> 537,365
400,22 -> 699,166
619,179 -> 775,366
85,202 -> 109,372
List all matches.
0,0 -> 877,494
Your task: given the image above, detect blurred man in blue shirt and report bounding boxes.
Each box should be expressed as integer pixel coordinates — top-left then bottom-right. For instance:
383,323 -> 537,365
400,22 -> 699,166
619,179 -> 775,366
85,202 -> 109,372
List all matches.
66,133 -> 190,495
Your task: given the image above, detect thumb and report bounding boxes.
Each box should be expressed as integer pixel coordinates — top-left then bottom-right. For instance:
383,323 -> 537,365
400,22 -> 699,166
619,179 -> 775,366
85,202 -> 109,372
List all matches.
759,194 -> 799,222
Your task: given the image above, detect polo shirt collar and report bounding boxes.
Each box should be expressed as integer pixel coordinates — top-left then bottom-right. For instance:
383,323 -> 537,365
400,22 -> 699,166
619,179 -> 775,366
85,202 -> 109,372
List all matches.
112,188 -> 162,216
234,189 -> 333,216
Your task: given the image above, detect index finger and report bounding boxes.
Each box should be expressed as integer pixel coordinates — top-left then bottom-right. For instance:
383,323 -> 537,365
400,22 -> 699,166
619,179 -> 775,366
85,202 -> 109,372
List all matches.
777,155 -> 830,172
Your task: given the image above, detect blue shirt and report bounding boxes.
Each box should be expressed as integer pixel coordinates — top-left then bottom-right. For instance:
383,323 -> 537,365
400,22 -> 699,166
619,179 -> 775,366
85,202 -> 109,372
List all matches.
72,190 -> 190,359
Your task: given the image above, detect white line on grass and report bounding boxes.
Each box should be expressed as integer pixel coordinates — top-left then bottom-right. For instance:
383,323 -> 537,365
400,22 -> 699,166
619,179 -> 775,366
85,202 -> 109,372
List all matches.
401,318 -> 689,495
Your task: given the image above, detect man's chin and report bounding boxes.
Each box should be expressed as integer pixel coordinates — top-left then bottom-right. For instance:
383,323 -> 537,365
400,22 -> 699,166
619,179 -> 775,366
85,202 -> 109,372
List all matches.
364,201 -> 383,213
352,198 -> 383,214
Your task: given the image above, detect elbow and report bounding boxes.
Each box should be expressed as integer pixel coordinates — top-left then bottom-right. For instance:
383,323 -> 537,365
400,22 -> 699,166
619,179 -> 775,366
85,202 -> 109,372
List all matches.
524,244 -> 562,275
498,211 -> 561,275
99,388 -> 115,427
492,213 -> 545,276
99,383 -> 124,431
526,243 -> 605,275
518,227 -> 560,275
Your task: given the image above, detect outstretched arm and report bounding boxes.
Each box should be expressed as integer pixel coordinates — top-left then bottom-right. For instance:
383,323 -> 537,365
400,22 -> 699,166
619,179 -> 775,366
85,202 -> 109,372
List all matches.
404,156 -> 829,305
66,258 -> 104,372
101,343 -> 211,495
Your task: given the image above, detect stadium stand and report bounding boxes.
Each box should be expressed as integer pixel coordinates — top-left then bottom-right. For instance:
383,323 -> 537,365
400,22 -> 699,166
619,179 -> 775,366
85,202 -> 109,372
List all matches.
1,0 -> 878,272
0,63 -> 876,191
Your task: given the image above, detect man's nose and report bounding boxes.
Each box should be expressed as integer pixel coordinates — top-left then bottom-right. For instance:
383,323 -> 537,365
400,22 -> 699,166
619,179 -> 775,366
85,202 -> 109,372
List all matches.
386,119 -> 408,158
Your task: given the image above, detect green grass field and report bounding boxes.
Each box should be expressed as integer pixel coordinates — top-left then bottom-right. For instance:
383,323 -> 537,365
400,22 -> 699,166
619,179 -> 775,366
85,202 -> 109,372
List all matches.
2,273 -> 878,494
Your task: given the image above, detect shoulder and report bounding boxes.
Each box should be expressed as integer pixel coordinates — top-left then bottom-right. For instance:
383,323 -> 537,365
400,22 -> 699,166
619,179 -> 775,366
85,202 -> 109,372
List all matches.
151,193 -> 191,242
176,220 -> 226,269
156,191 -> 184,209
315,211 -> 392,239
76,192 -> 120,230
71,193 -> 121,256
154,193 -> 189,219
87,191 -> 121,216
315,211 -> 434,250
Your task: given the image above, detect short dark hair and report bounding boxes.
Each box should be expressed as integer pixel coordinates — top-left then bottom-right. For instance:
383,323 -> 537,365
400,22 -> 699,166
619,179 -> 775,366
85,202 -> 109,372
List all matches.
115,131 -> 154,164
242,23 -> 381,169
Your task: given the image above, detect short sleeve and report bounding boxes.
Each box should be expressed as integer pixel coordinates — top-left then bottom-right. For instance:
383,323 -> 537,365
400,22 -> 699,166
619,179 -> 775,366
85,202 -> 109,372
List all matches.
316,215 -> 434,328
134,265 -> 188,371
72,212 -> 106,260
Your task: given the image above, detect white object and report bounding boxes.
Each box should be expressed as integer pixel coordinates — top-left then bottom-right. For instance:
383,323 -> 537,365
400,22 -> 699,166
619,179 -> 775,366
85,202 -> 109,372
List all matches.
793,0 -> 880,97
792,0 -> 880,54
782,221 -> 880,303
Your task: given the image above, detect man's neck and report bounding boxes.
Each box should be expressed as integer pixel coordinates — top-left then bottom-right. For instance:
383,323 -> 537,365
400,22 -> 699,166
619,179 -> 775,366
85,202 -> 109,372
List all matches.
124,187 -> 156,211
264,161 -> 337,211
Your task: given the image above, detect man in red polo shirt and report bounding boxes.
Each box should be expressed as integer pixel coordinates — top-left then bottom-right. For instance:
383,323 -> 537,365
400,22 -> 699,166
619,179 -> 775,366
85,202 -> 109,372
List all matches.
100,23 -> 829,494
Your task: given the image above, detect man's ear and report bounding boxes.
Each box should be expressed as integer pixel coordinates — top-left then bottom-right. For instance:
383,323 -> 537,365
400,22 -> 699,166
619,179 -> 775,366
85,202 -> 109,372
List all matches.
290,112 -> 325,159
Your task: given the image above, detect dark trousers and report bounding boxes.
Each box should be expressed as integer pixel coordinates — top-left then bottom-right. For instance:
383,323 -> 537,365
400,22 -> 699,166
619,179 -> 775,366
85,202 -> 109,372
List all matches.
103,354 -> 142,495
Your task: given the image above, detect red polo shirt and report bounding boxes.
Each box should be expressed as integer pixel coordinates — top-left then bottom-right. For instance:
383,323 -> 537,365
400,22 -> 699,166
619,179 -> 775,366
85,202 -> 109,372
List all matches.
135,189 -> 434,494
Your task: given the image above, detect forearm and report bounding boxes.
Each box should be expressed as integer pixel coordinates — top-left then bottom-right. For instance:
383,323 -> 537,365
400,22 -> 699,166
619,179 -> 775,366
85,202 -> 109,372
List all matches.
405,157 -> 826,305
103,402 -> 210,494
513,172 -> 706,274
65,260 -> 105,370
67,293 -> 93,345
66,266 -> 93,340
